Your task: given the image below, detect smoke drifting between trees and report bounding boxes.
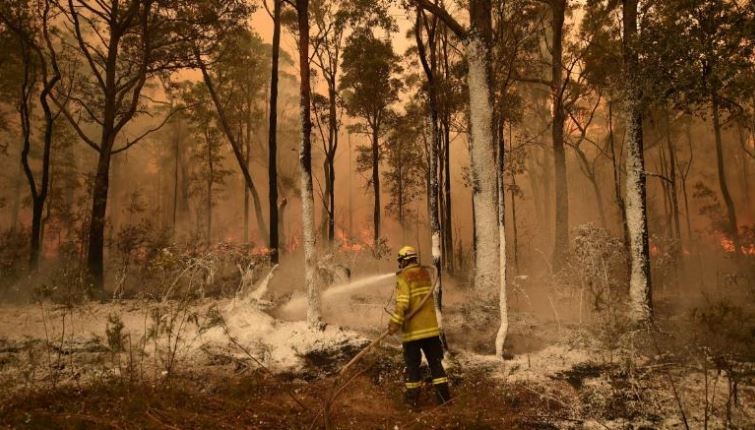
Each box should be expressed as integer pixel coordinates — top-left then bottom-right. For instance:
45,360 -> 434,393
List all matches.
0,0 -> 753,336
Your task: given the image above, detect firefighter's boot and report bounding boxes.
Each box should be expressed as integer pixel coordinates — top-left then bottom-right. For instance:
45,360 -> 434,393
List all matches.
404,388 -> 420,410
434,382 -> 451,405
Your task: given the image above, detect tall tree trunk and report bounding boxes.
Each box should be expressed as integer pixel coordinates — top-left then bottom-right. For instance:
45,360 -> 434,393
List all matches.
550,0 -> 569,271
398,145 -> 404,235
197,52 -> 269,244
371,123 -> 381,243
465,0 -> 506,355
665,110 -> 681,243
207,133 -> 213,242
495,100 -> 508,358
415,8 -> 446,348
279,197 -> 288,251
682,123 -> 694,240
413,4 -> 503,347
508,126 -> 520,274
172,119 -> 181,238
88,143 -> 113,290
711,89 -> 739,252
443,121 -> 453,272
327,81 -> 337,244
10,158 -> 22,232
622,0 -> 652,322
297,0 -> 321,329
267,0 -> 282,263
244,126 -> 251,243
591,176 -> 607,229
320,161 -> 330,241
441,27 -> 454,273
608,100 -> 630,246
18,41 -> 39,266
347,132 -> 353,237
739,124 -> 751,215
4,5 -> 60,269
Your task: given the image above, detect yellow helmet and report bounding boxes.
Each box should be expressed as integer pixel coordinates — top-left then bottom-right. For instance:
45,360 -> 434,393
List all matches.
397,245 -> 418,262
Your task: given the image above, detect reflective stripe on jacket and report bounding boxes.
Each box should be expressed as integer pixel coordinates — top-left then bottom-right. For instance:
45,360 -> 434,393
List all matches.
390,264 -> 439,343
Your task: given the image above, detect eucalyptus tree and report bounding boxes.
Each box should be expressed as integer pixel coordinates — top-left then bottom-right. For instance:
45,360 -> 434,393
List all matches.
644,0 -> 755,254
48,0 -> 243,290
622,0 -> 652,321
340,28 -> 403,243
212,30 -> 269,244
263,0 -> 283,263
309,0 -> 391,245
382,113 -> 426,238
295,0 -> 321,329
180,83 -> 232,242
412,0 -> 507,357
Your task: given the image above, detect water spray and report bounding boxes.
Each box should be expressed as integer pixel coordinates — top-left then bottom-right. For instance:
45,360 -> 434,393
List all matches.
279,272 -> 395,316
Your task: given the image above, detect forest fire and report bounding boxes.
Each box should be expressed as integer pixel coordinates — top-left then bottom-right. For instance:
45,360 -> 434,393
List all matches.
717,235 -> 755,256
0,0 -> 753,428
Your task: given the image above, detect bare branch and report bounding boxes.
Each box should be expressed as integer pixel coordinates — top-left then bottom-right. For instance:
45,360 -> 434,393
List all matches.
111,107 -> 182,155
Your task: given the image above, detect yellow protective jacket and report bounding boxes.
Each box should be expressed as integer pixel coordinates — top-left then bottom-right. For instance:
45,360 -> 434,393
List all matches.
390,264 -> 439,343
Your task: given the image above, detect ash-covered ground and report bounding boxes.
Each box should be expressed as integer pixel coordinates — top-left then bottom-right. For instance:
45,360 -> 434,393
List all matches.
1,250 -> 753,429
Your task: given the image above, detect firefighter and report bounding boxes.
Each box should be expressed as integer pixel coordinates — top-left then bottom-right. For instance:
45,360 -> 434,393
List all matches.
388,245 -> 451,408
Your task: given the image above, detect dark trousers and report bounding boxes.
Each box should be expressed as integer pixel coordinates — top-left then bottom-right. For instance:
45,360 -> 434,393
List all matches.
402,336 -> 450,405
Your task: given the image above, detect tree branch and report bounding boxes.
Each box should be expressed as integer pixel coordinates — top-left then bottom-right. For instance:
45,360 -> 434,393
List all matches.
111,106 -> 183,155
412,0 -> 467,40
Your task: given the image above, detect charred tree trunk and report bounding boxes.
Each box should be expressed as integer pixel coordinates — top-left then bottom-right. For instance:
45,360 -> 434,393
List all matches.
441,27 -> 454,273
2,1 -> 61,269
682,123 -> 694,239
371,122 -> 381,243
243,119 -> 251,243
88,141 -> 114,289
442,120 -> 453,271
326,82 -> 337,244
197,51 -> 269,245
172,118 -> 181,238
18,41 -> 39,265
206,131 -> 214,242
550,0 -> 569,272
268,0 -> 282,263
415,8 -> 446,349
664,109 -> 682,249
711,89 -> 739,252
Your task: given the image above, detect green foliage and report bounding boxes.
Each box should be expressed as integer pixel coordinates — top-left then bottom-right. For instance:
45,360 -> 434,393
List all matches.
340,28 -> 403,128
642,0 -> 755,116
382,111 -> 426,225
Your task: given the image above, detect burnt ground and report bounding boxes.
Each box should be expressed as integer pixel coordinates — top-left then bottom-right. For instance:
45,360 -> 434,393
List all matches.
0,285 -> 753,429
0,353 -> 572,430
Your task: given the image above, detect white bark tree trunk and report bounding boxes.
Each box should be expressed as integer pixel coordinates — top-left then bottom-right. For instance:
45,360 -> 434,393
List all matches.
465,36 -> 500,296
414,0 -> 506,355
623,0 -> 652,322
297,0 -> 322,329
495,115 -> 508,359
